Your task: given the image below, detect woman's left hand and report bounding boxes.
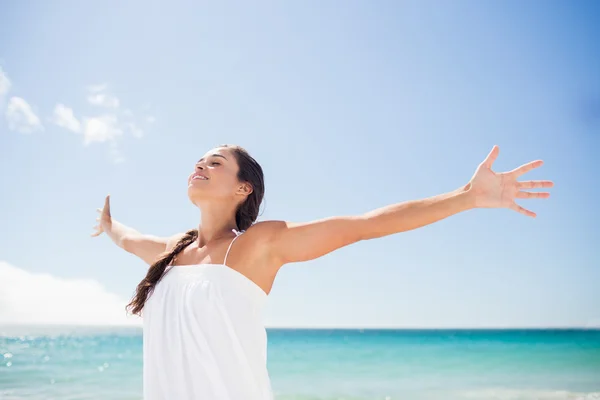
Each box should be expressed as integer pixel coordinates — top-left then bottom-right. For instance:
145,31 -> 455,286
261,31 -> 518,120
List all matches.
467,145 -> 554,217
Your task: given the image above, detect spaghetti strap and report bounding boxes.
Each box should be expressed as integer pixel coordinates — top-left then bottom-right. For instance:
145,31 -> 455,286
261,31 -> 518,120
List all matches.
223,229 -> 243,267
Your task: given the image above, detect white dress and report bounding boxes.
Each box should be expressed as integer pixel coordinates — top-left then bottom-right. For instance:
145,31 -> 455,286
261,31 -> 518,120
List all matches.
142,230 -> 274,400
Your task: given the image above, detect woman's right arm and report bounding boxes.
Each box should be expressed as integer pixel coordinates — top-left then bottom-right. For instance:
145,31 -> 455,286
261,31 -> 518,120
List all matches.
109,220 -> 182,265
92,195 -> 184,265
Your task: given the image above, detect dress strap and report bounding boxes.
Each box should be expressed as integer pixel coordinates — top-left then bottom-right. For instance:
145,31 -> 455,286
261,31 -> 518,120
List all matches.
223,229 -> 243,267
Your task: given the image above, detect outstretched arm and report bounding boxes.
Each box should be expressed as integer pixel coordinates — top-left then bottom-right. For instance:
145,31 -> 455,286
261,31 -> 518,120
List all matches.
264,146 -> 553,265
91,195 -> 183,265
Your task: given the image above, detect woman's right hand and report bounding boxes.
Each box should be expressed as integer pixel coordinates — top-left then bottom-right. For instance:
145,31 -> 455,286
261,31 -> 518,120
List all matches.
92,195 -> 112,237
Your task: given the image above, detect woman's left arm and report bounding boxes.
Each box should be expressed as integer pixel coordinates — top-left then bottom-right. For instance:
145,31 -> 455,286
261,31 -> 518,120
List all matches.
263,146 -> 553,265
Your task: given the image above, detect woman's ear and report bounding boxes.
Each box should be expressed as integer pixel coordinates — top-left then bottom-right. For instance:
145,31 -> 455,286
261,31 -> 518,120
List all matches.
238,183 -> 253,196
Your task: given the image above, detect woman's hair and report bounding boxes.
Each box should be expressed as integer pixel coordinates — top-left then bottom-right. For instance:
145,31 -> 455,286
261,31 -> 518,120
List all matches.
125,144 -> 265,316
222,144 -> 265,231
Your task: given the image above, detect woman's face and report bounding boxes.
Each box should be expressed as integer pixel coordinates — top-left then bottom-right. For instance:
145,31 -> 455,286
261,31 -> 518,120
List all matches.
187,147 -> 242,203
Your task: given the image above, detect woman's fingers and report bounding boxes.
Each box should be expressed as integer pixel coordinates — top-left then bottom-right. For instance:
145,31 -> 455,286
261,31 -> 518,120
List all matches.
509,160 -> 544,177
482,145 -> 500,168
509,202 -> 536,218
91,222 -> 104,236
512,180 -> 552,215
103,195 -> 111,217
517,180 -> 554,189
92,197 -> 111,237
516,191 -> 551,199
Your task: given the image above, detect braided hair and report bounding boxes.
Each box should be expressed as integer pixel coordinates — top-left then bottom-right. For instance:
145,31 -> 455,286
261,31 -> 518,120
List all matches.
126,229 -> 198,315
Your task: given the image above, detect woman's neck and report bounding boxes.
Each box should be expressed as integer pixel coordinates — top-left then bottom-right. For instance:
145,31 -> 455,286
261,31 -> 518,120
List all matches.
197,202 -> 239,247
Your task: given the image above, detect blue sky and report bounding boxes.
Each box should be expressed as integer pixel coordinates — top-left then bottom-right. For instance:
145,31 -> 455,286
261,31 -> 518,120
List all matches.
0,1 -> 598,328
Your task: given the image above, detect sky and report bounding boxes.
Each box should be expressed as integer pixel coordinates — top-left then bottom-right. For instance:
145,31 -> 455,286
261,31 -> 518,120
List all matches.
0,0 -> 598,329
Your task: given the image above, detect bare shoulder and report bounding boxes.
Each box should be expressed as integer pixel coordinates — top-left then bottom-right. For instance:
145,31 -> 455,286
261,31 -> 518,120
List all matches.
237,221 -> 287,269
243,220 -> 295,250
245,220 -> 287,239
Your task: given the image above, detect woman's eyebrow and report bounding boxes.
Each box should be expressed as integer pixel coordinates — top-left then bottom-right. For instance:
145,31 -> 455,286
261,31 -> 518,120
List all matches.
197,154 -> 228,163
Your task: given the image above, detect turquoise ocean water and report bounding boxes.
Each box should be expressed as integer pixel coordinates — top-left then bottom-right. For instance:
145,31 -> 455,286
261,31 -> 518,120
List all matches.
1,325 -> 599,399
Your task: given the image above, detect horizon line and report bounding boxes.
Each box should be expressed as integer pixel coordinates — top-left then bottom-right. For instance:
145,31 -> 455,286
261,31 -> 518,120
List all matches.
2,322 -> 599,330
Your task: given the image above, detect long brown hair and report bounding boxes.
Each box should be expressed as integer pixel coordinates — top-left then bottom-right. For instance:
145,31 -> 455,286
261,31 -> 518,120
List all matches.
126,145 -> 265,316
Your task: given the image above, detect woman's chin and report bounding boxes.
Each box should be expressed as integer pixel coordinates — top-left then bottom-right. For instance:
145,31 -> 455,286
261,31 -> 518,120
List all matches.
187,186 -> 207,201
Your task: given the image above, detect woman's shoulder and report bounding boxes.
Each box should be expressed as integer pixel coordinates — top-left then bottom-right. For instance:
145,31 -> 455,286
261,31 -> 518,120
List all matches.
239,220 -> 289,258
245,220 -> 287,241
240,221 -> 288,271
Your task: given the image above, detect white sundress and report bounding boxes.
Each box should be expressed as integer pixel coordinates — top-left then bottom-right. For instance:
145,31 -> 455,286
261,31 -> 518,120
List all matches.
142,230 -> 274,399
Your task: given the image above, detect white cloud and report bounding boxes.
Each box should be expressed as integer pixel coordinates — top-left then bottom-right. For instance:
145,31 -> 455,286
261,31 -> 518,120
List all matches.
82,114 -> 123,145
6,97 -> 43,133
46,82 -> 151,162
52,103 -> 81,133
88,93 -> 120,108
0,67 -> 10,97
0,261 -> 140,326
86,83 -> 120,108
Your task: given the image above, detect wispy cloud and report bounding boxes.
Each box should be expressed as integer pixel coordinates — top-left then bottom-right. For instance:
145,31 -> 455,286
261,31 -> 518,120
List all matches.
48,82 -> 152,162
52,103 -> 81,133
1,69 -> 43,134
0,261 -> 140,326
52,102 -> 126,163
0,69 -> 152,162
1,67 -> 153,164
88,93 -> 120,108
82,114 -> 123,145
86,83 -> 120,108
6,97 -> 43,133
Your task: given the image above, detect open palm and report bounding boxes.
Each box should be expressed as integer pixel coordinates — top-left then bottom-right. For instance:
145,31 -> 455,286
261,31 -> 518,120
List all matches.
468,146 -> 553,218
91,195 -> 112,236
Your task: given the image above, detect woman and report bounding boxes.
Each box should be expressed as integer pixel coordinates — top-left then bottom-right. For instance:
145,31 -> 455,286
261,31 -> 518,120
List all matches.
92,144 -> 552,400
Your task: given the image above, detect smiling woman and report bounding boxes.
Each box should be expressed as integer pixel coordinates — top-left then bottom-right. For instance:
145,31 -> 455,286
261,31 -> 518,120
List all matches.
91,144 -> 553,400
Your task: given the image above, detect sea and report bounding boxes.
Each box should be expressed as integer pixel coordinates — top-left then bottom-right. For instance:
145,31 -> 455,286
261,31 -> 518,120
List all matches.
0,325 -> 599,400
